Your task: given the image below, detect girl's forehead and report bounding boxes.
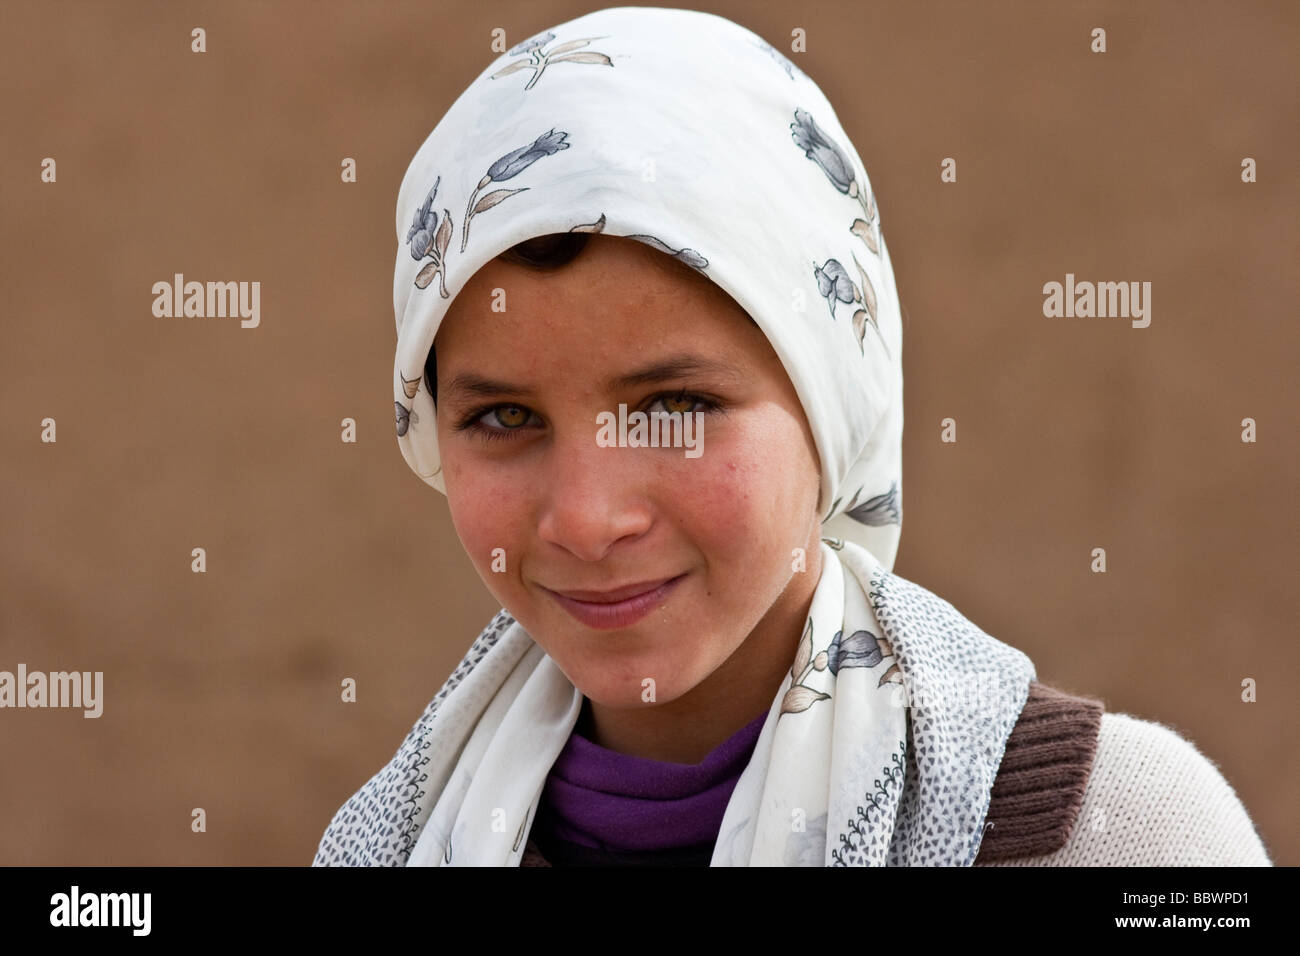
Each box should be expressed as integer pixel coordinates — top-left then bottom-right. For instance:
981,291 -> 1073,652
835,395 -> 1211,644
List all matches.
439,254 -> 758,348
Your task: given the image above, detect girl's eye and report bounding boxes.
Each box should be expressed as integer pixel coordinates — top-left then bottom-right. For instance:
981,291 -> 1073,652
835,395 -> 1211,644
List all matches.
490,405 -> 530,428
457,404 -> 540,441
647,391 -> 715,416
455,391 -> 722,443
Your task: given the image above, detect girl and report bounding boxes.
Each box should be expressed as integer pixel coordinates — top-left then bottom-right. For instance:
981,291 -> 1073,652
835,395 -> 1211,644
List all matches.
314,6 -> 1271,866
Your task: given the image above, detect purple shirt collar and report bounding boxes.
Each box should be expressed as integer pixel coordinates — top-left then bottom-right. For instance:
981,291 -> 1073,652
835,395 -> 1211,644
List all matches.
532,705 -> 768,855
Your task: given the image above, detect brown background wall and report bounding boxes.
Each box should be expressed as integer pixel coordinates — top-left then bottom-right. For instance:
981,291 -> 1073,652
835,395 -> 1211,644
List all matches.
2,0 -> 1295,865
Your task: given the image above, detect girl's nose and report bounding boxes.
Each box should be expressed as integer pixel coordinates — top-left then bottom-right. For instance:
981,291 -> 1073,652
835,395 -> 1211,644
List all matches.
535,427 -> 654,562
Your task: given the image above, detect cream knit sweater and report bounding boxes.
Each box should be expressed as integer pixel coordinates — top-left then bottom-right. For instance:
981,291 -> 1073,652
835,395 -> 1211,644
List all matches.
981,712 -> 1273,866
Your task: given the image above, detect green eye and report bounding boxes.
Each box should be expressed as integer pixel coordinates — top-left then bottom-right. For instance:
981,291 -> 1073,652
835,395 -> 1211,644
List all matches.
649,391 -> 713,416
493,406 -> 529,428
659,393 -> 696,414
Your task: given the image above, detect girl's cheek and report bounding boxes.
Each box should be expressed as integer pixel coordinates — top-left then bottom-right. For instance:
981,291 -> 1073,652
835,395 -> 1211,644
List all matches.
670,447 -> 759,540
685,426 -> 812,567
446,474 -> 521,575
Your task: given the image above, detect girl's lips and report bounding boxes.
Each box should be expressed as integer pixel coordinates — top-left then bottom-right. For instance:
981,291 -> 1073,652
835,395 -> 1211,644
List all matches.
543,573 -> 688,630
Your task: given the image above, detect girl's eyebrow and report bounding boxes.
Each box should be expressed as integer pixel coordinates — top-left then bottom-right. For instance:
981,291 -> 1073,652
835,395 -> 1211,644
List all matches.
605,354 -> 745,390
443,354 -> 745,403
442,372 -> 536,402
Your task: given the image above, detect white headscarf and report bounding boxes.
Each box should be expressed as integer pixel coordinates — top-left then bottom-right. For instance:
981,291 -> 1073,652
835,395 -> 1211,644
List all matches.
317,5 -> 1036,867
391,4 -> 902,569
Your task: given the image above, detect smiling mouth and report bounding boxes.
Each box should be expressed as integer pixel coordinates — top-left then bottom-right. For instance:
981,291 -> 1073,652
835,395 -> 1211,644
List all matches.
549,576 -> 682,604
540,573 -> 689,630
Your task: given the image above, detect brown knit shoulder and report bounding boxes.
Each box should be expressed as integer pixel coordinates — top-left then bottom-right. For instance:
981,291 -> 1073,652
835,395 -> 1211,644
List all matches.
972,680 -> 1106,864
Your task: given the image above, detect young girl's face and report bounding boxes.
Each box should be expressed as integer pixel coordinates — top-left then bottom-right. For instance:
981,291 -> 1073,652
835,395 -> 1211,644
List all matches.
434,235 -> 824,710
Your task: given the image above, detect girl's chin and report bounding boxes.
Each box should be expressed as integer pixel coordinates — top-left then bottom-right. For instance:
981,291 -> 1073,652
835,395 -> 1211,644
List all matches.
571,677 -> 701,711
549,651 -> 708,704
